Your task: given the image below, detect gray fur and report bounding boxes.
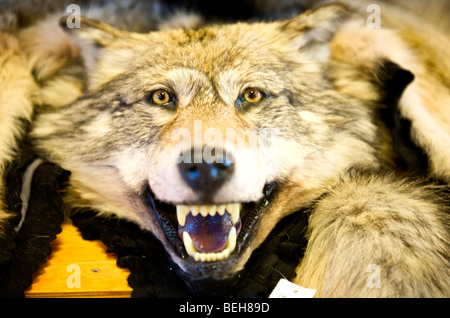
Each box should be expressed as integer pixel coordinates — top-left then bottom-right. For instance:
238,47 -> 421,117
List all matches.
1,1 -> 449,297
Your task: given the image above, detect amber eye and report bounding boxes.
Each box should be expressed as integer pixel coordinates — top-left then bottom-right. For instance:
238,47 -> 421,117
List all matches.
243,88 -> 262,103
151,89 -> 171,105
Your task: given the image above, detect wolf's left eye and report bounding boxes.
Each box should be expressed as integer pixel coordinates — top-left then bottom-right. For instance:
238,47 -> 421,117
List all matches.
243,88 -> 262,103
236,88 -> 264,111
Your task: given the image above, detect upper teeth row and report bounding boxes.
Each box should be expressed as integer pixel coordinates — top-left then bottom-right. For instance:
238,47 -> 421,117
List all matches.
176,203 -> 241,226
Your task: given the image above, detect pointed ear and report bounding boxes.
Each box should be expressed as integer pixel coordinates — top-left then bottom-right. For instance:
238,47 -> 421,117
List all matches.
59,16 -> 124,45
280,2 -> 351,59
59,16 -> 133,90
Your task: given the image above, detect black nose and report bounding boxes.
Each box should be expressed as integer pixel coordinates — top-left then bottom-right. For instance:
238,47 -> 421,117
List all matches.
178,148 -> 234,201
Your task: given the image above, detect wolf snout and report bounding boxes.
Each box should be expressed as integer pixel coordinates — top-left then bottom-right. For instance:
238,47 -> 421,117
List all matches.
178,147 -> 234,201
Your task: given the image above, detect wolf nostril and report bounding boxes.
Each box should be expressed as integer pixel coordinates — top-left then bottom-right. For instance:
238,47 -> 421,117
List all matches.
178,148 -> 234,199
184,164 -> 200,181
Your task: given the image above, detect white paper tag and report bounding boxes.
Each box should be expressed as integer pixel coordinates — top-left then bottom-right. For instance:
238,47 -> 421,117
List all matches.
269,279 -> 316,298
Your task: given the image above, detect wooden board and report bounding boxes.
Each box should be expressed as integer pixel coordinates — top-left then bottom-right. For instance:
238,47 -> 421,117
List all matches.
25,222 -> 132,298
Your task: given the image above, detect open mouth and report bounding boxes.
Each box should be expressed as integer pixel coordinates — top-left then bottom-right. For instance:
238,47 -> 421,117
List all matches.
177,204 -> 241,262
140,182 -> 278,264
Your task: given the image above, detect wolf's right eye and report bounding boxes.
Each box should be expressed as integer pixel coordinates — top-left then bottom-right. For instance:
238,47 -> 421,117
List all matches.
145,89 -> 177,110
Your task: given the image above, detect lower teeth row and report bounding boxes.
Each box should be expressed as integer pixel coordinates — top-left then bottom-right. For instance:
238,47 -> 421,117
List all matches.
182,227 -> 237,262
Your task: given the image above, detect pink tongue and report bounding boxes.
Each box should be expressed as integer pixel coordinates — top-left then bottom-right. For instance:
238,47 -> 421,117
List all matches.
178,213 -> 235,253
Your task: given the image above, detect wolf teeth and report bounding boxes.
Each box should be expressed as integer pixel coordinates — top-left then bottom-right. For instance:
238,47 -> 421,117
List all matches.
176,203 -> 241,227
177,205 -> 188,226
182,227 -> 237,262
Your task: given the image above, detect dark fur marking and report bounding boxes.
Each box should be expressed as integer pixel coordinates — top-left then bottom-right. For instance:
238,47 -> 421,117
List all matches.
376,60 -> 429,176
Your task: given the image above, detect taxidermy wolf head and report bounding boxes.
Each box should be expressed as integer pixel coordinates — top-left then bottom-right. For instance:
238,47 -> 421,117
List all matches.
31,3 -> 410,293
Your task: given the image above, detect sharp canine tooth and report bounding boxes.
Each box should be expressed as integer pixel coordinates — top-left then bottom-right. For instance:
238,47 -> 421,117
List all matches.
182,231 -> 197,257
231,203 -> 240,223
227,226 -> 237,253
176,205 -> 186,226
